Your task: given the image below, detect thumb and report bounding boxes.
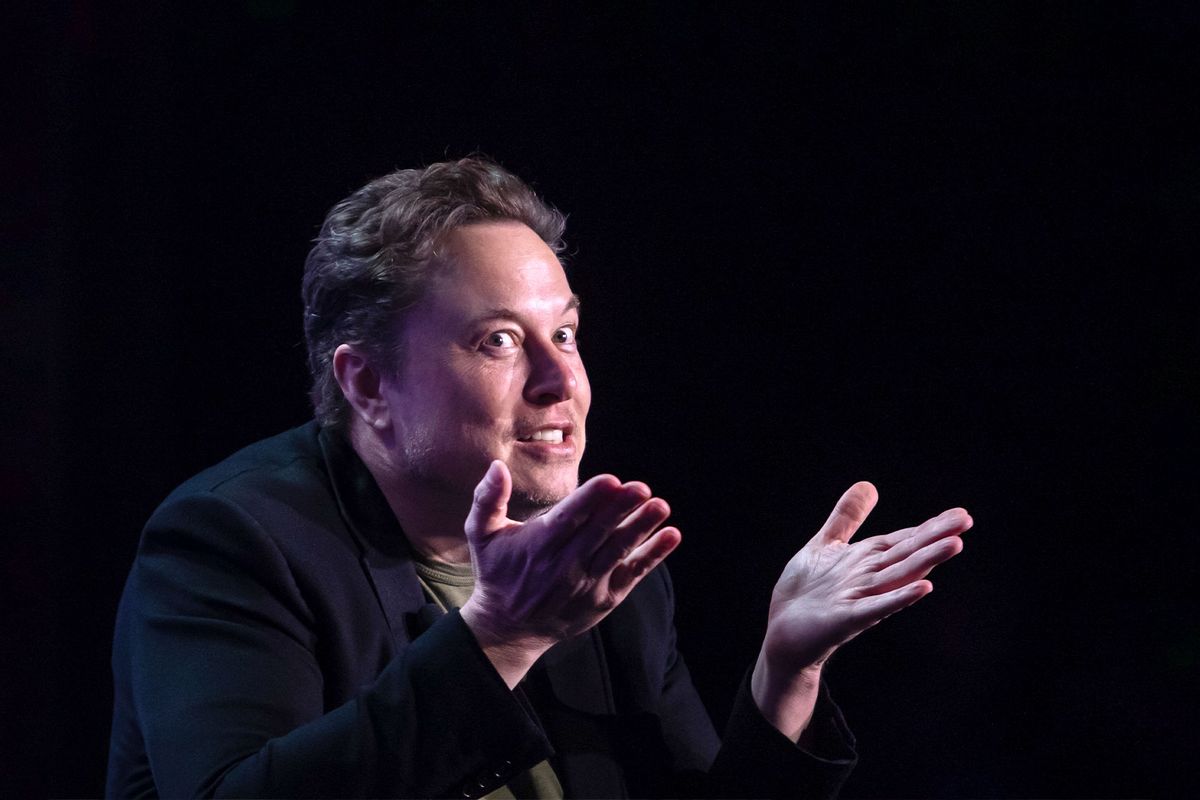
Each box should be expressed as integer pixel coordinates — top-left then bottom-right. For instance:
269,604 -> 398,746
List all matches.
817,481 -> 878,544
465,460 -> 512,542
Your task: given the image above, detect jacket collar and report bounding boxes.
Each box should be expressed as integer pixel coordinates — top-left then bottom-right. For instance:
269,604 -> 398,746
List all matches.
318,425 -> 428,646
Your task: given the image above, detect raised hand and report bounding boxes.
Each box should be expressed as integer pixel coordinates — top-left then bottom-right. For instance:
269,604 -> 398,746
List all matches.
459,460 -> 682,688
751,482 -> 972,740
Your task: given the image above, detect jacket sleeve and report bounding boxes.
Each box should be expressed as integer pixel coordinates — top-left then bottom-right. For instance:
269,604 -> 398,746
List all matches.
708,673 -> 858,799
650,569 -> 858,799
109,492 -> 551,799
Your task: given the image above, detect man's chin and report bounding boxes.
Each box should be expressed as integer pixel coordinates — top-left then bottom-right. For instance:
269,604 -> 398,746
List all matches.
507,479 -> 577,521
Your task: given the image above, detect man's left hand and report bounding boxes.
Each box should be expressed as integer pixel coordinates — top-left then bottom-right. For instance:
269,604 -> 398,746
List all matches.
751,481 -> 973,741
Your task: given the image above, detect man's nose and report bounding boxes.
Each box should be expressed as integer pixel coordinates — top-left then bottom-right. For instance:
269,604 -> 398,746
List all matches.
524,346 -> 578,404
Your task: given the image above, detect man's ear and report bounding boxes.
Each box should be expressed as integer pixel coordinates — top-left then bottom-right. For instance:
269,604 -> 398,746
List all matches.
332,344 -> 390,430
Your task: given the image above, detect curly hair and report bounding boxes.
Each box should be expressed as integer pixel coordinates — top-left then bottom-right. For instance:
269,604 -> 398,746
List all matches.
301,157 -> 567,429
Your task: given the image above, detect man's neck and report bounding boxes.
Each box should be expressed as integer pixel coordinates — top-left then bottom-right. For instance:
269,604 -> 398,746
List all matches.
347,421 -> 473,565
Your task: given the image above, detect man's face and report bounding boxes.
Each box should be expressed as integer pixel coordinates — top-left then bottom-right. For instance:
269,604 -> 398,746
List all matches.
381,220 -> 590,516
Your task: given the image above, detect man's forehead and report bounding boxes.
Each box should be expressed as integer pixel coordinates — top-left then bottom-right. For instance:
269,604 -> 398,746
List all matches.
469,293 -> 582,323
427,225 -> 576,307
439,219 -> 552,260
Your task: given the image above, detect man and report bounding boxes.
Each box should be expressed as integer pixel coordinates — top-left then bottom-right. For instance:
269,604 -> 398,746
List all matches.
107,157 -> 972,798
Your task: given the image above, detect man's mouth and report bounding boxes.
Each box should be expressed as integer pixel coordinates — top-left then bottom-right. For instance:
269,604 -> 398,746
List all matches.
518,429 -> 565,443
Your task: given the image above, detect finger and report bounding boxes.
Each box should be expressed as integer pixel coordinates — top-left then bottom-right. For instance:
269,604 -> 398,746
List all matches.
608,526 -> 682,596
817,481 -> 879,545
465,460 -> 512,541
846,578 -> 933,631
535,473 -> 627,552
865,535 -> 963,595
585,496 -> 671,578
562,481 -> 654,562
872,509 -> 972,569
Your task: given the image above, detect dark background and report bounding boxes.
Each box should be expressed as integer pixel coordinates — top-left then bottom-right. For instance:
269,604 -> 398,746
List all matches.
7,3 -> 1196,797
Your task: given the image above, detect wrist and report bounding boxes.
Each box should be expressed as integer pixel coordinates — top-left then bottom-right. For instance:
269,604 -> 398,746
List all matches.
460,598 -> 552,689
751,650 -> 824,742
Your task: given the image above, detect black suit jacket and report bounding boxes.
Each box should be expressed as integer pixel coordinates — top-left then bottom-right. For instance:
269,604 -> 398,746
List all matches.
107,423 -> 856,798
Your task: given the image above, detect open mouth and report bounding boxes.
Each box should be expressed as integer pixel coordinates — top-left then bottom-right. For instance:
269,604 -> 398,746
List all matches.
518,429 -> 565,444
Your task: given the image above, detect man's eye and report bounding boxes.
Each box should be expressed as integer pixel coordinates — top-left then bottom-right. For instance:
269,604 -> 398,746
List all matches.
484,331 -> 516,348
553,327 -> 577,345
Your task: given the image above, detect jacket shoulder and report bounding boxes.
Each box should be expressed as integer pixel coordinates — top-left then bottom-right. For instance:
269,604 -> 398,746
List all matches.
161,421 -> 325,503
141,421 -> 360,573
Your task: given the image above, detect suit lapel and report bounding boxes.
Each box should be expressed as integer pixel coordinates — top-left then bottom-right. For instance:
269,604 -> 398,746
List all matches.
318,427 -> 427,649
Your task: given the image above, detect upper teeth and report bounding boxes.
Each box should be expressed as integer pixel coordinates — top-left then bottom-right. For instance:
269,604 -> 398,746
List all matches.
524,429 -> 564,443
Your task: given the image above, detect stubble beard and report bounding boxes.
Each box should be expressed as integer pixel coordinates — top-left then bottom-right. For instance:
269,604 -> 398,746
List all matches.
506,483 -> 570,521
506,459 -> 580,520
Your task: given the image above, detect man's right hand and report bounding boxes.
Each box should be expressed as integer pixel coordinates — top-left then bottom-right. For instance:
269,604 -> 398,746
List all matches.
459,460 -> 682,688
